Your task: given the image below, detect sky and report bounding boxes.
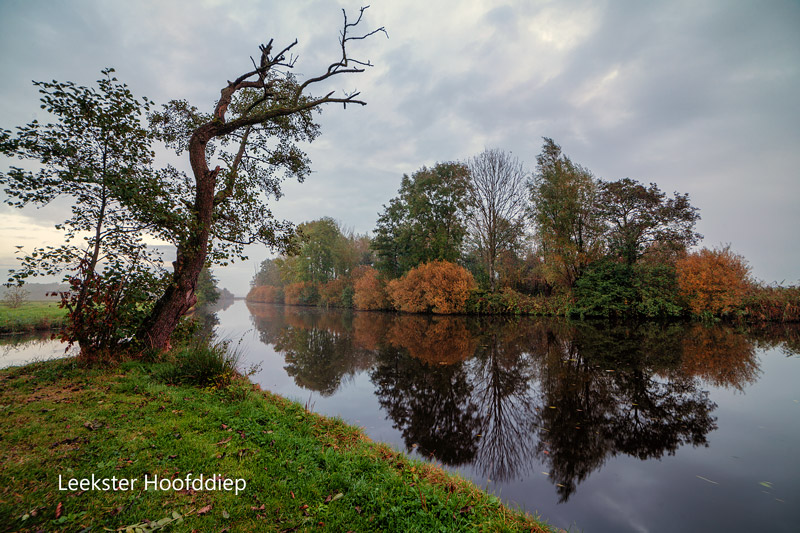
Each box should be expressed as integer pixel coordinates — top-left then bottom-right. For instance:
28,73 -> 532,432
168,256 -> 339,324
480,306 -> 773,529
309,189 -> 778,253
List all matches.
1,0 -> 798,296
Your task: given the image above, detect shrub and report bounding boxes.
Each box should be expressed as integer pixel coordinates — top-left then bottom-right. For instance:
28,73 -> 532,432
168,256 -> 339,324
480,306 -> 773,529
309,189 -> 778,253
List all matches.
2,285 -> 29,308
677,246 -> 750,317
572,260 -> 636,318
246,284 -> 284,303
353,267 -> 390,310
571,260 -> 684,319
387,260 -> 476,314
284,282 -> 318,306
318,278 -> 349,308
56,259 -> 163,364
158,338 -> 241,388
632,263 -> 683,318
465,287 -> 573,316
743,284 -> 800,322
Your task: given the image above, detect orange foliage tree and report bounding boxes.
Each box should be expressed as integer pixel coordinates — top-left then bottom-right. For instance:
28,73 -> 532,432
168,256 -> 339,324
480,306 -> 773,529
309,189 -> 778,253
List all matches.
676,246 -> 750,316
387,260 -> 476,314
353,266 -> 390,310
246,285 -> 283,303
283,282 -> 317,306
318,278 -> 347,307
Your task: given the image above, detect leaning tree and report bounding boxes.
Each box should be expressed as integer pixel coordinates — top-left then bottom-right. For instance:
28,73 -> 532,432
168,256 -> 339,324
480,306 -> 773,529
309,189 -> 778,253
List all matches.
138,7 -> 386,350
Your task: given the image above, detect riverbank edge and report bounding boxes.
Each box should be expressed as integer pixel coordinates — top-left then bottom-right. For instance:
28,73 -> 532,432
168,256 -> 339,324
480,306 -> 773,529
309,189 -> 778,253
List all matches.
245,295 -> 800,325
0,357 -> 558,532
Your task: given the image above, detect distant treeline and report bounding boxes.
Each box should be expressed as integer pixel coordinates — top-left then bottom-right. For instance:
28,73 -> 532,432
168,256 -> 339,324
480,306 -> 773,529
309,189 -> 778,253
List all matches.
248,139 -> 799,322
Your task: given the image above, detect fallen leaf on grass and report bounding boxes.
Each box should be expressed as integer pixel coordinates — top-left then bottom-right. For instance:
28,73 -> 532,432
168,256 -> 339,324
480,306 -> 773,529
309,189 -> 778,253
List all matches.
83,420 -> 103,431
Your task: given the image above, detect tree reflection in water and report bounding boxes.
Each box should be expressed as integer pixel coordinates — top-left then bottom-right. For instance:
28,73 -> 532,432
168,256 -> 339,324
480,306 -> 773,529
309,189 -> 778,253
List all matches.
371,345 -> 482,466
246,303 -> 793,501
247,303 -> 374,396
468,318 -> 541,482
534,322 -> 719,501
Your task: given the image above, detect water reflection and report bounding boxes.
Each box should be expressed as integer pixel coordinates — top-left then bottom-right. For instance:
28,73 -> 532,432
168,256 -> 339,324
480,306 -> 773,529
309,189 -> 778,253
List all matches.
0,330 -> 73,368
534,322 -> 720,500
245,303 -> 796,501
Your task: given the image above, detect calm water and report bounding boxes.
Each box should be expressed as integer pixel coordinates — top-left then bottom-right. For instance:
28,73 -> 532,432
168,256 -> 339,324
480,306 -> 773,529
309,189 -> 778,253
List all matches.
228,302 -> 800,533
3,301 -> 799,532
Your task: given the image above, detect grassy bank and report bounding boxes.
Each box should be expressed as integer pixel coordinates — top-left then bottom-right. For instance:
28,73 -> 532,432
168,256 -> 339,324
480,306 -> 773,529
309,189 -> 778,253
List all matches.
0,357 -> 555,532
0,302 -> 67,334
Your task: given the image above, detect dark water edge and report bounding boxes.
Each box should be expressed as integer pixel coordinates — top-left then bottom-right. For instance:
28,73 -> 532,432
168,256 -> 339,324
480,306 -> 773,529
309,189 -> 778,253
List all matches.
224,301 -> 799,533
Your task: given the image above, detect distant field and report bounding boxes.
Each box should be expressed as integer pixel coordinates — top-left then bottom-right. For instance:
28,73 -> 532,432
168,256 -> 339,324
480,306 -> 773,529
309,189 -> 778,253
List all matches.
0,302 -> 67,334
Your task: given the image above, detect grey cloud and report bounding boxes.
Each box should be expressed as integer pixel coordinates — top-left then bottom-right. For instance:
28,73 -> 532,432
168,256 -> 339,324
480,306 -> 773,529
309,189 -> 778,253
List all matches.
1,0 -> 798,295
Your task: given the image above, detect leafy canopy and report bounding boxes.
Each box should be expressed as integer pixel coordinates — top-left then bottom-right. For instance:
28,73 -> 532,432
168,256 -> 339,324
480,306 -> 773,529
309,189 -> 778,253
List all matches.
372,162 -> 470,277
599,177 -> 701,265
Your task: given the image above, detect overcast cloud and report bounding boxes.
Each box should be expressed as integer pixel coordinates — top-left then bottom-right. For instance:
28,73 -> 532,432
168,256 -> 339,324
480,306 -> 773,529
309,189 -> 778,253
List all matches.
1,0 -> 798,295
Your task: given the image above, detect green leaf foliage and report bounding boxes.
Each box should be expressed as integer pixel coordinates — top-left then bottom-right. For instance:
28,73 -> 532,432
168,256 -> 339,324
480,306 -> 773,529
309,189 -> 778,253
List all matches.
0,69 -> 165,357
572,260 -> 684,318
529,138 -> 603,287
372,162 -> 470,277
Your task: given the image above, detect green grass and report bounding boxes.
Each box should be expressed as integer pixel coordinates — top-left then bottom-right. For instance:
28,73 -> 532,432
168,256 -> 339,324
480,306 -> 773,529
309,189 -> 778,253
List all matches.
0,302 -> 67,334
0,357 -> 556,532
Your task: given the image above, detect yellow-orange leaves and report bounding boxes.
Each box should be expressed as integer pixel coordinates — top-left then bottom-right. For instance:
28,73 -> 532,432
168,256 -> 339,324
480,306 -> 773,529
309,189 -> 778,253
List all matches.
246,285 -> 283,303
676,246 -> 750,316
387,260 -> 476,314
353,266 -> 390,310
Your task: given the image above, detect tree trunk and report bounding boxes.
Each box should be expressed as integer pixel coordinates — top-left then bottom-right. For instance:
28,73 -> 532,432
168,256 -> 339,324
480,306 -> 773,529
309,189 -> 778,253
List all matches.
137,126 -> 217,351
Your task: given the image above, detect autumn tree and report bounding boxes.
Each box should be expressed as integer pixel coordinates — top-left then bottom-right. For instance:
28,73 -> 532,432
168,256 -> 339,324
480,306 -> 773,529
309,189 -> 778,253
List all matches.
372,162 -> 470,277
387,260 -> 476,314
676,245 -> 751,316
138,8 -> 386,350
598,177 -> 701,265
529,138 -> 603,287
0,69 -> 164,356
466,148 -> 529,291
353,266 -> 390,310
